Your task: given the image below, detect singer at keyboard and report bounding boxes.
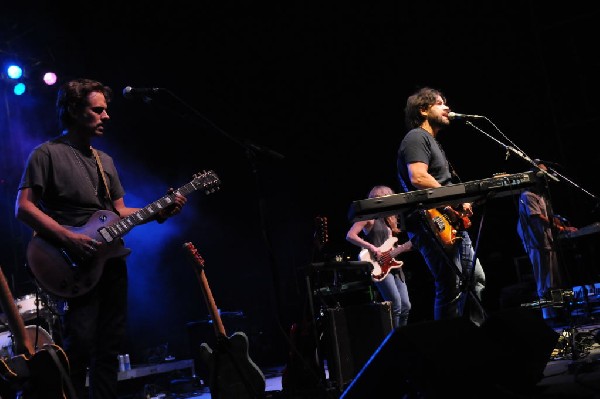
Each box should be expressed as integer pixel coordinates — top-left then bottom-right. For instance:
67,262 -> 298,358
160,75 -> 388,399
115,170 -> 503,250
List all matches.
397,87 -> 486,327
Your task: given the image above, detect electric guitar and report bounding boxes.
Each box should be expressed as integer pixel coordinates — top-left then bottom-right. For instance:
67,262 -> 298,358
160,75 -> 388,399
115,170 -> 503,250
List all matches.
358,236 -> 410,282
26,170 -> 221,299
424,206 -> 471,251
183,242 -> 265,399
0,266 -> 69,399
282,216 -> 328,395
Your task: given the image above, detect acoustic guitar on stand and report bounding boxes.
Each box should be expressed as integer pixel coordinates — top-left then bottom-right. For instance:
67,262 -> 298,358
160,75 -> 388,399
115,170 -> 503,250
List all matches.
0,266 -> 69,399
183,242 -> 265,399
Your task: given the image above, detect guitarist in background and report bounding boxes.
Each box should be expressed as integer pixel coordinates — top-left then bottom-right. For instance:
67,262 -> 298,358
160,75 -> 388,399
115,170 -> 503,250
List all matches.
517,161 -> 577,323
397,87 -> 486,326
346,185 -> 413,329
15,78 -> 188,399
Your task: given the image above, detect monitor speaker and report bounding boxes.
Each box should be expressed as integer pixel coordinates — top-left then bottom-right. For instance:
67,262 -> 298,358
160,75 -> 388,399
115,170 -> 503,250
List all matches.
340,307 -> 558,398
321,301 -> 393,391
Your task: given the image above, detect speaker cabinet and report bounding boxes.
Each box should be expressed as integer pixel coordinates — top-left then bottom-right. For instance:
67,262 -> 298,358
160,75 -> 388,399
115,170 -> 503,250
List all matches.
479,307 -> 559,391
341,308 -> 559,398
321,301 -> 393,391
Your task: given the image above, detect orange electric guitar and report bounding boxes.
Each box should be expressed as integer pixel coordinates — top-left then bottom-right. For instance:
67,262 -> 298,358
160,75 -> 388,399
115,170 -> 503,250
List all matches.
424,206 -> 471,251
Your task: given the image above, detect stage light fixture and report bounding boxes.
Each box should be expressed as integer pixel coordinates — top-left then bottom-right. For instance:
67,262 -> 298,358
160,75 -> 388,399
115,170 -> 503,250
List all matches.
6,64 -> 23,80
42,72 -> 57,86
13,82 -> 26,95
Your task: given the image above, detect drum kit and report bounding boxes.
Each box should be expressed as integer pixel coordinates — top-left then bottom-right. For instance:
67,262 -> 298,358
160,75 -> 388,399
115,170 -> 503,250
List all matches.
0,291 -> 58,359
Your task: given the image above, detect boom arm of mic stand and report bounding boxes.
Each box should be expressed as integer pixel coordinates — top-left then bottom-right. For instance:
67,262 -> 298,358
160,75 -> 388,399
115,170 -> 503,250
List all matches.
463,121 -> 559,182
159,88 -> 285,160
546,167 -> 600,202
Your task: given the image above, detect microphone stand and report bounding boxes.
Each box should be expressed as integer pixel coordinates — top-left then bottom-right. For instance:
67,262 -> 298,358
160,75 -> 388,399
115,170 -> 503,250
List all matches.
543,166 -> 599,204
137,88 -> 288,341
462,120 -> 558,182
461,119 -> 596,361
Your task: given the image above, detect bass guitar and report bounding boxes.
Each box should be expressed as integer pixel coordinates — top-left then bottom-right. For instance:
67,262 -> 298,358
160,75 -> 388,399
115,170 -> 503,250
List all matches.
183,242 -> 265,399
358,236 -> 410,282
0,266 -> 70,399
27,170 -> 221,299
424,206 -> 471,251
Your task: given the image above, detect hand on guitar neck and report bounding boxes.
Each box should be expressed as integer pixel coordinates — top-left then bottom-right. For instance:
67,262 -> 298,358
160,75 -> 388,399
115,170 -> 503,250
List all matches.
425,204 -> 473,251
27,170 -> 221,299
359,236 -> 412,282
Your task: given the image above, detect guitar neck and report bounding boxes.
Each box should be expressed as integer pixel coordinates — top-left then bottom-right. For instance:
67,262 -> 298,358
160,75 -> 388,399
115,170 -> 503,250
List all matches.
0,267 -> 34,357
198,267 -> 227,337
98,171 -> 220,244
183,243 -> 227,337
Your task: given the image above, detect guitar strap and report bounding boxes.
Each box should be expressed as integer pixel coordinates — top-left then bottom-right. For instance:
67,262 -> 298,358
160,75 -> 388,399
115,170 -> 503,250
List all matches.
44,344 -> 78,399
91,147 -> 112,202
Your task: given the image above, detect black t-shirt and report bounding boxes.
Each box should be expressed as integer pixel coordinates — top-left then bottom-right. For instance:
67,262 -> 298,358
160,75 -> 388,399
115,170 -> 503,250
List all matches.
397,127 -> 452,192
18,137 -> 125,227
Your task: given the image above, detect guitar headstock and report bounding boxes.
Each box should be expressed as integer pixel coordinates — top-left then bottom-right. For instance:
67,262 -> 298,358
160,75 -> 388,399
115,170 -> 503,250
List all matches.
314,216 -> 329,249
183,242 -> 205,267
193,170 -> 221,195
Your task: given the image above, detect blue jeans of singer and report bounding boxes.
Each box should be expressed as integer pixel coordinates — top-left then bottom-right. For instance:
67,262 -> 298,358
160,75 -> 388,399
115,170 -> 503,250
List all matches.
409,224 -> 486,326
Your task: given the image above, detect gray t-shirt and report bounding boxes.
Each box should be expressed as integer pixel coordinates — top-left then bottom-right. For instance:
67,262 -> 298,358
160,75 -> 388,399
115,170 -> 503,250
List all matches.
18,137 -> 125,227
397,127 -> 452,192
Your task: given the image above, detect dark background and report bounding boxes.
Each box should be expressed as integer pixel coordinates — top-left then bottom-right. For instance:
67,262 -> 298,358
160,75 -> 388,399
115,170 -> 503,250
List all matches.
1,2 -> 600,368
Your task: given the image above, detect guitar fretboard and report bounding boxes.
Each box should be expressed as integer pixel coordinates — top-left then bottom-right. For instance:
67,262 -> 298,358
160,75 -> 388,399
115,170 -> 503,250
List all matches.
98,171 -> 220,243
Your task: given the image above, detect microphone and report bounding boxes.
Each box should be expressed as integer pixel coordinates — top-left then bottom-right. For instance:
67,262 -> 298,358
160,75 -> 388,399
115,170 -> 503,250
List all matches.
122,86 -> 163,99
448,112 -> 484,120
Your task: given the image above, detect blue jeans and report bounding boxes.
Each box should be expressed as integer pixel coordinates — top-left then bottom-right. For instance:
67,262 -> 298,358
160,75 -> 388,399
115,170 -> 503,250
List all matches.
409,222 -> 486,326
375,269 -> 411,328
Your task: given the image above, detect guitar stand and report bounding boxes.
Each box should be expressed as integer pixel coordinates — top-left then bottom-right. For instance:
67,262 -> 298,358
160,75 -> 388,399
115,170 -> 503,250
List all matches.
302,268 -> 334,394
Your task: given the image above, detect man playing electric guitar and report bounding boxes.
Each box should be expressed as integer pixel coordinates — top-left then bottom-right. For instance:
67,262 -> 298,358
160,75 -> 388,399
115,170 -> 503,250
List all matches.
397,86 -> 486,327
15,78 -> 189,399
347,185 -> 413,329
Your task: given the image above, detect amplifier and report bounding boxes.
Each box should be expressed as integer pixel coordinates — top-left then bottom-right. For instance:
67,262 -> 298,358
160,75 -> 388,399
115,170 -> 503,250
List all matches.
321,301 -> 393,391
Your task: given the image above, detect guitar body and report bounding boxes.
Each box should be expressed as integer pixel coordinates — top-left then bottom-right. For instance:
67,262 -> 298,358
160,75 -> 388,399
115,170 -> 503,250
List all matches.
0,354 -> 29,396
200,332 -> 265,399
26,344 -> 69,399
281,319 -> 322,395
183,242 -> 265,399
0,345 -> 69,399
424,207 -> 471,251
358,236 -> 404,282
27,210 -> 131,298
0,267 -> 70,399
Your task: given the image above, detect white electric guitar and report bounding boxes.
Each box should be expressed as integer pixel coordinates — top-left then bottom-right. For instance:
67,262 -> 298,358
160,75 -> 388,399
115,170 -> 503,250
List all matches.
358,236 -> 410,282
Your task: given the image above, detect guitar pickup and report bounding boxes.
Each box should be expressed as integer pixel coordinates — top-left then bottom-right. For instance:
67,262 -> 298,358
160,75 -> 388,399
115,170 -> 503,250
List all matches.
98,227 -> 113,243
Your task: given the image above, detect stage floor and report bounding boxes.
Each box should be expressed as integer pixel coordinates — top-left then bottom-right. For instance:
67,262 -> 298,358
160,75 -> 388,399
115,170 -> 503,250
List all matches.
120,302 -> 600,399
